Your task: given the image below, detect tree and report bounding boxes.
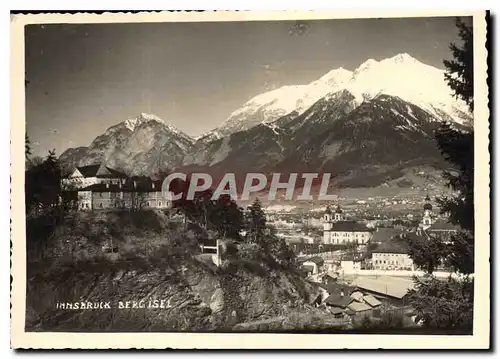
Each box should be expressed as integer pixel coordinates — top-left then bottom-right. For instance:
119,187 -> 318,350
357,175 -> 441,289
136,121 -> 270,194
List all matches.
406,233 -> 448,274
443,17 -> 474,113
26,149 -> 63,213
435,123 -> 474,233
408,18 -> 474,275
209,195 -> 244,239
408,275 -> 474,330
245,198 -> 267,243
130,191 -> 148,211
407,18 -> 475,331
25,133 -> 32,160
26,155 -> 44,170
435,17 -> 475,275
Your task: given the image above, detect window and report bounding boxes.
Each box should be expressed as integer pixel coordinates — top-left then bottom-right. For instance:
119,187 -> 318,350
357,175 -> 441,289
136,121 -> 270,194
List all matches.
99,203 -> 103,208
158,201 -> 162,207
99,193 -> 103,198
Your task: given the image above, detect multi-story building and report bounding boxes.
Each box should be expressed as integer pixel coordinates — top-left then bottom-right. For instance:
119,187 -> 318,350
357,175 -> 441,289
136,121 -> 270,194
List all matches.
81,180 -> 172,211
63,164 -> 172,211
62,163 -> 128,190
371,251 -> 414,271
322,206 -> 373,244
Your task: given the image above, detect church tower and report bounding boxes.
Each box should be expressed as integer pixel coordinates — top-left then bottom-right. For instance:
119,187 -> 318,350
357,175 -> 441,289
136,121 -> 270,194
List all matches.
323,206 -> 333,231
334,205 -> 345,222
421,194 -> 433,230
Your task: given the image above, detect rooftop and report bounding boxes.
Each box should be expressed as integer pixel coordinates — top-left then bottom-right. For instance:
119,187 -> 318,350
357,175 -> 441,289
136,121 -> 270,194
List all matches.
74,164 -> 127,179
325,283 -> 355,296
371,228 -> 403,243
81,178 -> 164,193
324,295 -> 353,308
363,294 -> 382,307
372,235 -> 410,254
429,221 -> 461,231
351,276 -> 415,299
347,301 -> 372,313
326,221 -> 372,233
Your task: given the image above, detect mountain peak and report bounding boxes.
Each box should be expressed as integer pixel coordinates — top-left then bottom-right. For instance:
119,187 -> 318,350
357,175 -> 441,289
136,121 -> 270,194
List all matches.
123,113 -> 164,132
317,67 -> 353,86
390,53 -> 416,63
138,112 -> 164,122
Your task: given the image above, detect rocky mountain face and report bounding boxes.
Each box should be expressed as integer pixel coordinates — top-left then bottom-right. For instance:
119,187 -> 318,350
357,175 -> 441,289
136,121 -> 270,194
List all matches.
59,54 -> 471,191
59,113 -> 194,175
181,54 -> 471,190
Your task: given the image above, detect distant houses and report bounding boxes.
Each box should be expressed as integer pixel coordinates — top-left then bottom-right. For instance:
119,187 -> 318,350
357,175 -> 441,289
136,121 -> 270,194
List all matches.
62,163 -> 173,211
310,279 -> 402,321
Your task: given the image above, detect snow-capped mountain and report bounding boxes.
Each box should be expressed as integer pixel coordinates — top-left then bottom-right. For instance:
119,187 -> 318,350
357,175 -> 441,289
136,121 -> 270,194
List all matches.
204,53 -> 469,140
60,53 -> 471,193
180,54 -> 472,191
59,113 -> 194,175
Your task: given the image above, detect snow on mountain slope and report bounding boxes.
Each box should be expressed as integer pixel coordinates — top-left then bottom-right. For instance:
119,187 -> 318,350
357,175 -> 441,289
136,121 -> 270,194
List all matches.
210,53 -> 470,138
343,53 -> 469,124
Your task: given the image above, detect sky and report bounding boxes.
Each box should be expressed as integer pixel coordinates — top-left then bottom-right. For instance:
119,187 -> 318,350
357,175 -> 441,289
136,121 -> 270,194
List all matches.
25,16 -> 469,157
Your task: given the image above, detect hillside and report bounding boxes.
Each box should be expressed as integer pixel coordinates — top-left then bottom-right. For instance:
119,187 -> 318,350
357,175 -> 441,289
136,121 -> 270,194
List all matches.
26,210 -> 342,332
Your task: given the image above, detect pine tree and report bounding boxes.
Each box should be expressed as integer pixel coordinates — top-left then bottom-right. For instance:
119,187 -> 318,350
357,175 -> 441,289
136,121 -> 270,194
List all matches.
436,17 -> 475,274
210,195 -> 243,239
25,133 -> 32,160
443,18 -> 474,113
245,198 -> 267,242
42,149 -> 62,208
25,149 -> 63,214
408,17 -> 474,275
408,18 -> 475,331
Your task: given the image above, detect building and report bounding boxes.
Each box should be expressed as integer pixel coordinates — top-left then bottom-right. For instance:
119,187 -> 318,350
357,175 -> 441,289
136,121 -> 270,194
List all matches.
79,179 -> 172,211
418,193 -> 461,234
299,256 -> 325,275
420,194 -> 434,230
372,251 -> 414,271
371,236 -> 414,270
351,275 -> 415,306
371,227 -> 404,244
322,205 -> 373,244
428,221 -> 461,233
340,260 -> 362,272
62,163 -> 128,190
62,164 -> 173,211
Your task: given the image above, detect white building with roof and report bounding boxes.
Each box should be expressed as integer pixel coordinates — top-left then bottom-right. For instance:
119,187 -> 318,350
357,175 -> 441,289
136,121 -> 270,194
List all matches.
322,205 -> 373,244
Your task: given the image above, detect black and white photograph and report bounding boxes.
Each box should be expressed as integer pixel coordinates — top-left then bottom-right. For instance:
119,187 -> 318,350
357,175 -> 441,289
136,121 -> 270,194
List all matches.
10,10 -> 489,349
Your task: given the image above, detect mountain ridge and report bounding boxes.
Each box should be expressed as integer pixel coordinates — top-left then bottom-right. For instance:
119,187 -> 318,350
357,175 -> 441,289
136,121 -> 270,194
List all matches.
59,53 -> 472,194
59,113 -> 195,175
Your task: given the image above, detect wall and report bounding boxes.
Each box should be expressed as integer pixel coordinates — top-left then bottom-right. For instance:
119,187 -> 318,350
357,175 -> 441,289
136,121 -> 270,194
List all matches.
62,177 -> 124,190
339,267 -> 465,279
83,191 -> 172,210
372,252 -> 414,270
323,231 -> 371,245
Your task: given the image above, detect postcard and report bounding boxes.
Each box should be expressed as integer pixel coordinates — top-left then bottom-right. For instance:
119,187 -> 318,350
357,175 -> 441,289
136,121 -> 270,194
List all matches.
10,10 -> 489,349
